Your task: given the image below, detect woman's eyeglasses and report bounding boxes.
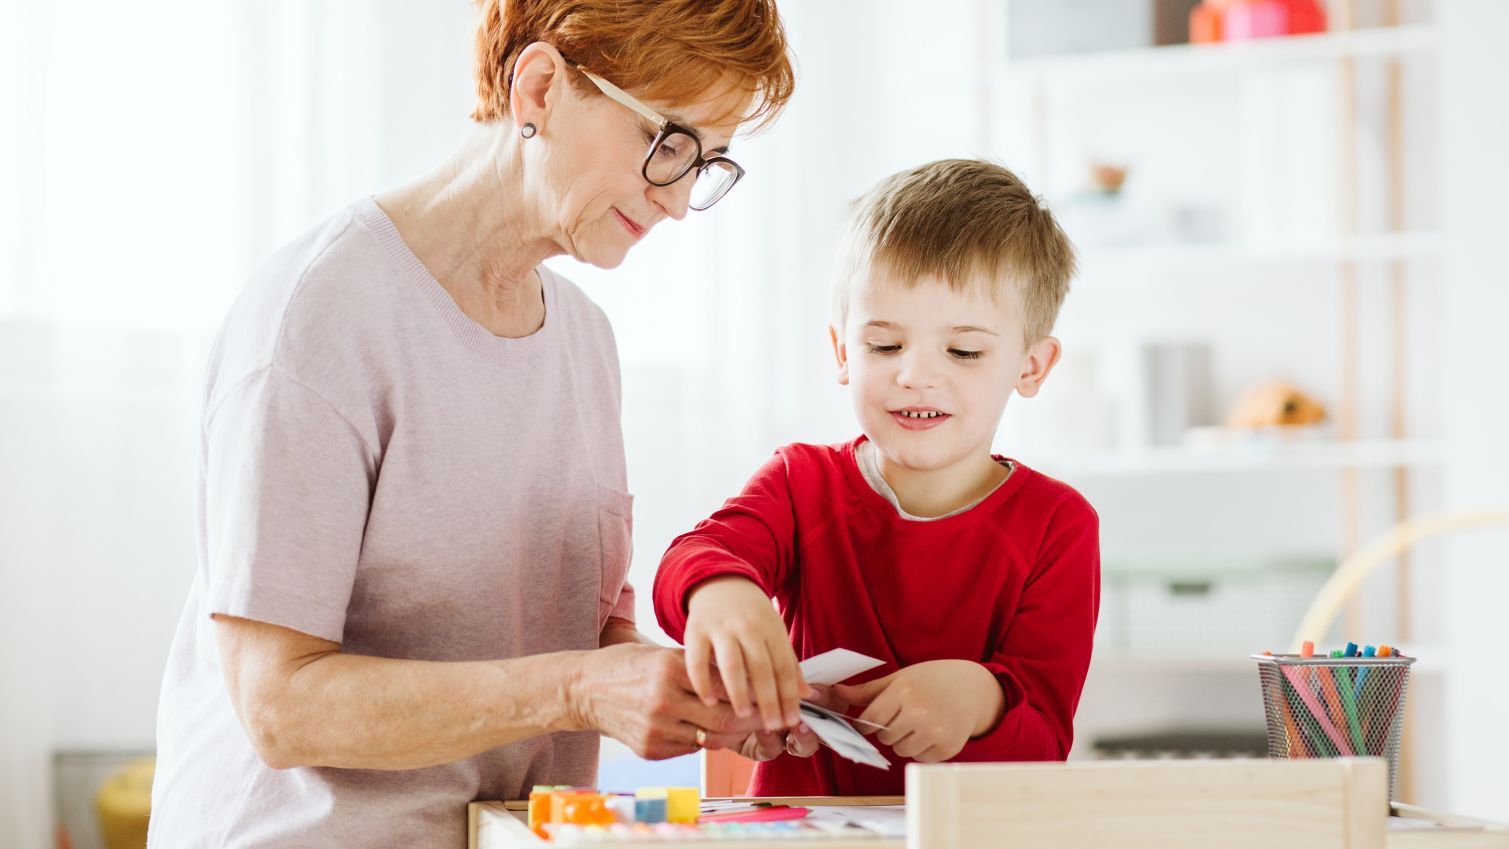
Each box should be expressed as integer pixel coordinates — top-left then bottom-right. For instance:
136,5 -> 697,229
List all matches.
574,67 -> 744,211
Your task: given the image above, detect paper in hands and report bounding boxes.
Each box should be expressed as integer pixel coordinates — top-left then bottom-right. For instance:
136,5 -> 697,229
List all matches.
796,648 -> 890,770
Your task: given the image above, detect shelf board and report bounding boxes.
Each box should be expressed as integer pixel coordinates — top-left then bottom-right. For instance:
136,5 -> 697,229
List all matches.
1031,439 -> 1442,478
1092,645 -> 1446,674
1091,654 -> 1255,674
1000,24 -> 1438,85
1076,232 -> 1443,279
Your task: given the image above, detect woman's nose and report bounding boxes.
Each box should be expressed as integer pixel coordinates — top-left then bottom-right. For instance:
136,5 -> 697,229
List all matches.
648,171 -> 695,221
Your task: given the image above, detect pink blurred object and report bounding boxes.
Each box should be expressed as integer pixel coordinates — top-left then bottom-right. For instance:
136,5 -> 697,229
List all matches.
1224,0 -> 1288,40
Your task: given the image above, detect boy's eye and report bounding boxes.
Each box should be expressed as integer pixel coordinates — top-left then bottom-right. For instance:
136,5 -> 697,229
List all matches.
949,348 -> 984,360
866,343 -> 901,355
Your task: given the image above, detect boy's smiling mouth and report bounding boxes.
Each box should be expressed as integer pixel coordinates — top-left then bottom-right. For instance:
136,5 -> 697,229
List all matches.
889,406 -> 951,430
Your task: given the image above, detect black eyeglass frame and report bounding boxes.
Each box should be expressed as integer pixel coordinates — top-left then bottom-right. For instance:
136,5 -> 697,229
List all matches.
573,65 -> 745,210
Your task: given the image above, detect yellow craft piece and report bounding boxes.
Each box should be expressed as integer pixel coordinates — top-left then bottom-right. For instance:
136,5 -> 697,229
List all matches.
665,786 -> 700,824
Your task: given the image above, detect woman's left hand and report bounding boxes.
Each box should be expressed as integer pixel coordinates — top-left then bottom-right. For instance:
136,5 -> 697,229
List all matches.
569,643 -> 765,760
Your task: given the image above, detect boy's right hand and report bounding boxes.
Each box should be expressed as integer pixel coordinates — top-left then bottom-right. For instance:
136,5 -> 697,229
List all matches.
684,576 -> 811,732
739,721 -> 820,761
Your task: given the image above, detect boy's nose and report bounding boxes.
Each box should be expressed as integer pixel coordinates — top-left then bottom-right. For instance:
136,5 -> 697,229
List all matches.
895,353 -> 942,390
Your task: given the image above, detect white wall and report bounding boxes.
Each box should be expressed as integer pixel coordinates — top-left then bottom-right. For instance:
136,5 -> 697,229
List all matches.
0,5 -> 477,848
1439,0 -> 1509,822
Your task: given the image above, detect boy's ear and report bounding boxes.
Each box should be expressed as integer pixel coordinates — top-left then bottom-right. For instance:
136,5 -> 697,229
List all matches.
1013,336 -> 1062,399
829,325 -> 849,386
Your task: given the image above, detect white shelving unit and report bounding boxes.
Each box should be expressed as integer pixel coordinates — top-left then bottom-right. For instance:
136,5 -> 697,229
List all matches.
1078,231 -> 1443,280
997,23 -> 1438,83
981,2 -> 1444,794
1035,437 -> 1441,478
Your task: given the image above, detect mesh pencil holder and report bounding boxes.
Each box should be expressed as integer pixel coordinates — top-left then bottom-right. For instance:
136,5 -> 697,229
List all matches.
1252,653 -> 1416,800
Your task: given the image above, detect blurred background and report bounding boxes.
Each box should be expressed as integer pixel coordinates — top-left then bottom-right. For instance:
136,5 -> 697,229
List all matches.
2,1 -> 1506,848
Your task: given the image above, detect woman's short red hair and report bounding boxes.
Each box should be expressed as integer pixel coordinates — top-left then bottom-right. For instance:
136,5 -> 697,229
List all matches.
471,0 -> 795,131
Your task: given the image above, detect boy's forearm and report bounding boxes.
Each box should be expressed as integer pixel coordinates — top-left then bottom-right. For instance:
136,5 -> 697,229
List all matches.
653,544 -> 770,640
966,662 -> 1008,737
954,662 -> 1080,761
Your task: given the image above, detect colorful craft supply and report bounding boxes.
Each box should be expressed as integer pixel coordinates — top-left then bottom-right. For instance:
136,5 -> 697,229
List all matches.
562,792 -> 615,827
1278,664 -> 1354,755
665,787 -> 701,824
1254,640 -> 1415,801
633,788 -> 667,824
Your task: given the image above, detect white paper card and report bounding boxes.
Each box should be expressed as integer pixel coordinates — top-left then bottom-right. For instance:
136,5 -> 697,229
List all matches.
799,704 -> 890,770
791,648 -> 891,770
799,648 -> 885,686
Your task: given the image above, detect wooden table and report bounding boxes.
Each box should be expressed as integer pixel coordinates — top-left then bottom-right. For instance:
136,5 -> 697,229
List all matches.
469,760 -> 1509,849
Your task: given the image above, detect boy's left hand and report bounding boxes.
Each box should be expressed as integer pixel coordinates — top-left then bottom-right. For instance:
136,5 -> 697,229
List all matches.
831,660 -> 1005,762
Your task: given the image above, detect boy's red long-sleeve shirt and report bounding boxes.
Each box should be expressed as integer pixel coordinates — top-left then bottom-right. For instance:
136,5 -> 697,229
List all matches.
653,437 -> 1100,796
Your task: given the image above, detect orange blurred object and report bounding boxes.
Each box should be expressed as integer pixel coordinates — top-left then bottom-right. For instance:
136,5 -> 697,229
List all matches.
1225,380 -> 1327,428
560,793 -> 616,827
1190,2 -> 1224,43
528,787 -> 555,838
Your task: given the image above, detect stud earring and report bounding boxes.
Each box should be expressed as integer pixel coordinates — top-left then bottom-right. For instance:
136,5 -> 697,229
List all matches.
520,123 -> 537,139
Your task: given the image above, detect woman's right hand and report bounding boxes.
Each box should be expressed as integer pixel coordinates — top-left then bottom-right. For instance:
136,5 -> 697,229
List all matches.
568,643 -> 765,760
683,576 -> 810,733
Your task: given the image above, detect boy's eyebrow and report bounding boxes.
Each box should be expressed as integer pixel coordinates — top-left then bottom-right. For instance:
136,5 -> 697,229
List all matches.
862,320 -> 999,336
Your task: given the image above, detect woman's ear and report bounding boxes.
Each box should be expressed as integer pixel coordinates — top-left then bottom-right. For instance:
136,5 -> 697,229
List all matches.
1013,335 -> 1062,399
829,325 -> 849,386
509,42 -> 569,135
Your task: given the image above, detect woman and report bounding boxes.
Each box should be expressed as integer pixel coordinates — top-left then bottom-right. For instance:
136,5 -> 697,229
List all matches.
147,2 -> 794,846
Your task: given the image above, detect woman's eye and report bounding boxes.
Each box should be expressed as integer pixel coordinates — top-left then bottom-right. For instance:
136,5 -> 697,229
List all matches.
866,344 -> 901,355
655,141 -> 680,159
949,348 -> 984,360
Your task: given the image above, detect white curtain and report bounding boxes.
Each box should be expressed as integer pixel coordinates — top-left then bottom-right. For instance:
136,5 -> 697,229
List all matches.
0,2 -> 985,845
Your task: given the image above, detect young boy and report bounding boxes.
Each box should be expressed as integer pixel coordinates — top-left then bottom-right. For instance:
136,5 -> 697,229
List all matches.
652,159 -> 1099,795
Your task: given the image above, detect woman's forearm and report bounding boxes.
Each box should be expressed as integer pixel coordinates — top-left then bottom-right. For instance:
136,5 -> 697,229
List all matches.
258,650 -> 590,770
216,614 -> 591,771
600,616 -> 657,647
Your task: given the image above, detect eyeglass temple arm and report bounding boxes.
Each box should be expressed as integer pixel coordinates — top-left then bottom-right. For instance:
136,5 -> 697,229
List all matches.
575,67 -> 666,127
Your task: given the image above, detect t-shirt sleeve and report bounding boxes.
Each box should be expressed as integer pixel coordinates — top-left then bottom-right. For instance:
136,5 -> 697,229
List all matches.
201,365 -> 376,643
607,580 -> 636,624
652,451 -> 800,642
956,496 -> 1100,762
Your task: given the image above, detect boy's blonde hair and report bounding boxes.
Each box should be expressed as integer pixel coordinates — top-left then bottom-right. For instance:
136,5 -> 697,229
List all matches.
832,159 -> 1076,345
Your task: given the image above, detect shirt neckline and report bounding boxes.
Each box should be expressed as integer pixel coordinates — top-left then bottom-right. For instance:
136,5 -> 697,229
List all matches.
355,195 -> 558,359
839,435 -> 1031,535
856,438 -> 1014,522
